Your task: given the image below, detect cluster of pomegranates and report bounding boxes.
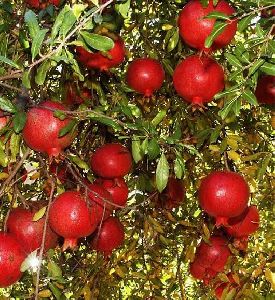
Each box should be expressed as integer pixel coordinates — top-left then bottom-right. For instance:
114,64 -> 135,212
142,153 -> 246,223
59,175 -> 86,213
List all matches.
189,170 -> 260,297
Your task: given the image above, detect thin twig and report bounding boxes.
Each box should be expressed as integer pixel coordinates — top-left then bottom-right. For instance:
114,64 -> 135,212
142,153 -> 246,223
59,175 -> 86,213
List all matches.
0,82 -> 22,92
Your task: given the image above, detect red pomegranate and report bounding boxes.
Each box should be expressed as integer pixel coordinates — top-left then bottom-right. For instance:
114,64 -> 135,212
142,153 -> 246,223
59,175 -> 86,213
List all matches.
26,0 -> 60,9
76,37 -> 125,71
178,0 -> 237,52
0,232 -> 26,288
225,206 -> 260,238
158,177 -> 185,210
49,162 -> 69,184
64,82 -> 91,107
7,207 -> 58,254
215,273 -> 239,299
22,100 -> 76,157
49,191 -> 97,250
199,171 -> 250,226
173,54 -> 224,105
85,183 -> 113,224
90,216 -> 125,256
255,75 -> 275,105
189,259 -> 217,284
126,58 -> 165,97
90,143 -> 132,178
95,177 -> 128,210
0,110 -> 9,130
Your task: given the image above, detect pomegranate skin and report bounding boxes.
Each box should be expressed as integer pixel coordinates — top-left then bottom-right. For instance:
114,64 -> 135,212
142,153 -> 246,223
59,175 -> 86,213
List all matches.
0,232 -> 26,288
26,0 -> 60,9
0,110 -> 9,130
90,143 -> 132,178
199,171 -> 250,226
178,0 -> 237,52
126,58 -> 165,96
7,208 -> 58,254
215,273 -> 239,299
76,37 -> 125,71
225,206 -> 260,238
49,162 -> 69,184
64,82 -> 91,107
90,217 -> 125,255
173,55 -> 225,105
49,191 -> 97,250
22,100 -> 75,157
195,236 -> 231,272
255,75 -> 275,105
95,177 -> 128,210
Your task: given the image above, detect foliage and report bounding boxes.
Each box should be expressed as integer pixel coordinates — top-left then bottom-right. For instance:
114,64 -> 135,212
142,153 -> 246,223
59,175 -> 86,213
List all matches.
0,0 -> 274,299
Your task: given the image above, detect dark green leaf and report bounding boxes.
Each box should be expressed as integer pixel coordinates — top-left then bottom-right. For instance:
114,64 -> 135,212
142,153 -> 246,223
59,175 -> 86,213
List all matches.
35,60 -> 53,85
257,154 -> 272,180
204,21 -> 228,49
210,125 -> 223,144
13,111 -> 27,133
0,55 -> 21,69
0,97 -> 16,113
218,96 -> 240,119
60,9 -> 77,37
31,29 -> 48,61
54,110 -> 67,120
80,31 -> 114,51
204,11 -> 230,20
22,70 -> 31,89
156,152 -> 169,193
68,155 -> 89,170
225,53 -> 243,68
147,138 -> 160,160
248,59 -> 265,76
260,62 -> 275,76
24,10 -> 40,39
51,5 -> 69,40
167,28 -> 179,52
89,114 -> 122,131
151,110 -> 166,127
59,120 -> 77,137
243,89 -> 258,106
238,15 -> 254,33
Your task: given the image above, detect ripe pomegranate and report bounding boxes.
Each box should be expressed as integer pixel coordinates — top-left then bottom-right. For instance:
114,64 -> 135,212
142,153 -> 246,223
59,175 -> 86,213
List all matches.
173,54 -> 225,105
0,232 -> 26,288
225,206 -> 260,238
0,110 -> 9,130
76,37 -> 125,71
64,82 -> 91,107
198,171 -> 250,226
178,0 -> 237,52
26,0 -> 60,9
49,191 -> 97,250
85,183 -> 113,223
215,273 -> 239,299
95,177 -> 128,210
158,177 -> 185,210
7,207 -> 58,254
90,143 -> 132,178
90,216 -> 125,256
126,58 -> 165,97
22,100 -> 75,157
189,259 -> 217,285
255,75 -> 275,105
49,162 -> 69,184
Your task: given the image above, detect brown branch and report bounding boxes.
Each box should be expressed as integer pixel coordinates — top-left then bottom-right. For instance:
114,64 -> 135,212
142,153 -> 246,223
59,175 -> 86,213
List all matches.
0,81 -> 22,92
0,71 -> 22,82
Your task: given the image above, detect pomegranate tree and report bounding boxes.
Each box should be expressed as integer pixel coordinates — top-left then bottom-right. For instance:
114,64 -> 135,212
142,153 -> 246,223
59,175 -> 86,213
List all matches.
95,177 -> 128,210
76,37 -> 125,71
173,54 -> 225,105
198,171 -> 250,226
7,207 -> 58,254
90,216 -> 125,256
0,232 -> 26,288
255,75 -> 275,105
178,0 -> 237,52
225,206 -> 260,238
90,143 -> 132,178
126,58 -> 165,97
49,191 -> 97,250
22,100 -> 75,157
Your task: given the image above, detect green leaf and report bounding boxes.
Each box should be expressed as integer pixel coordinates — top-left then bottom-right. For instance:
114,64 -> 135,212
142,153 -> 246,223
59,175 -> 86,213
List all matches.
151,110 -> 166,127
22,70 -> 31,89
89,114 -> 122,131
141,138 -> 148,155
33,206 -> 47,221
132,137 -> 143,163
10,133 -> 21,162
214,86 -> 241,100
260,62 -> 275,76
24,10 -> 40,39
0,97 -> 16,113
49,282 -> 62,300
167,28 -> 179,52
257,154 -> 272,181
210,125 -> 223,144
72,4 -> 86,19
35,60 -> 53,85
238,15 -> 254,33
13,111 -> 27,133
80,31 -> 114,51
48,261 -> 63,278
60,8 -> 77,38
204,11 -> 230,20
115,0 -> 130,19
156,152 -> 169,193
31,29 -> 48,61
225,53 -> 243,68
218,96 -> 240,119
54,110 -> 67,120
0,148 -> 8,167
248,59 -> 265,76
68,155 -> 89,170
147,138 -> 160,160
174,157 -> 185,179
0,55 -> 21,69
51,5 -> 69,40
243,89 -> 258,106
204,21 -> 228,49
59,120 -> 77,137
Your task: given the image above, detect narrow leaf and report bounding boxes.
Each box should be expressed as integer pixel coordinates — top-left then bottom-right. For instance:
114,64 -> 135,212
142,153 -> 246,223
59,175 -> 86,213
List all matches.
60,9 -> 77,38
80,31 -> 114,51
13,111 -> 27,133
132,137 -> 143,163
35,60 -> 53,85
204,11 -> 230,20
260,62 -> 275,76
225,53 -> 243,68
22,70 -> 31,89
248,59 -> 265,76
156,152 -> 169,193
33,206 -> 47,221
24,10 -> 40,39
59,120 -> 77,137
243,89 -> 258,106
238,15 -> 254,33
31,29 -> 48,61
0,97 -> 16,113
204,21 -> 228,49
151,110 -> 166,127
51,5 -> 69,40
0,55 -> 21,69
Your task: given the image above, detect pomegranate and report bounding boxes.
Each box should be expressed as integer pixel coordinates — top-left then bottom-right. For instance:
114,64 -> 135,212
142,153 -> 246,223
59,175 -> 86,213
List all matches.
7,207 -> 58,254
0,110 -> 9,130
198,171 -> 250,226
173,54 -> 225,105
126,58 -> 165,97
22,100 -> 75,157
189,259 -> 217,284
49,191 -> 97,250
26,0 -> 60,9
178,0 -> 237,52
90,143 -> 132,178
95,177 -> 128,210
64,82 -> 92,107
49,162 -> 69,184
158,177 -> 185,210
225,206 -> 260,238
0,232 -> 26,288
255,75 -> 275,105
85,183 -> 113,223
215,273 -> 239,299
90,216 -> 125,256
76,37 -> 125,71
